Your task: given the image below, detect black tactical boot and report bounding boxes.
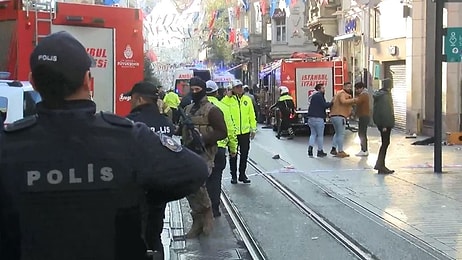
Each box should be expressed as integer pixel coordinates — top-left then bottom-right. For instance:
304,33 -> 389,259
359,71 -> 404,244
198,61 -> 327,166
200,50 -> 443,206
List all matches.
238,174 -> 251,184
317,150 -> 327,157
308,146 -> 313,157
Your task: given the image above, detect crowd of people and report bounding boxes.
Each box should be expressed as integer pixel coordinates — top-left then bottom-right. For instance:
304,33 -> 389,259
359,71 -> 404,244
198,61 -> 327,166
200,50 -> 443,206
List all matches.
306,81 -> 395,175
0,31 -> 257,260
0,31 -> 396,260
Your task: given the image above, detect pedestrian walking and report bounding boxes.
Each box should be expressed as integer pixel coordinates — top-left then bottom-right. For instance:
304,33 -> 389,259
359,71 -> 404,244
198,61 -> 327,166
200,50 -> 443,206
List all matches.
307,84 -> 332,157
354,82 -> 371,156
0,31 -> 208,260
125,81 -> 175,259
270,86 -> 295,139
221,79 -> 257,184
373,81 -> 395,174
205,80 -> 238,217
329,82 -> 358,158
180,76 -> 227,238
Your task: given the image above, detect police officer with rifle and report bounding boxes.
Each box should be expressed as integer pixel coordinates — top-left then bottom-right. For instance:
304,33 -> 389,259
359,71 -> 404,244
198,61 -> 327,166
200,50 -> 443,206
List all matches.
177,77 -> 227,238
0,31 -> 208,260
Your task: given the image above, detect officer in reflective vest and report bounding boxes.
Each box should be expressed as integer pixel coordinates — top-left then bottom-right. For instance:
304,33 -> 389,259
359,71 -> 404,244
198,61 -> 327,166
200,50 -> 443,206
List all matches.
221,79 -> 257,184
205,80 -> 238,217
163,89 -> 181,124
125,81 -> 175,259
0,31 -> 208,260
270,86 -> 296,139
180,77 -> 227,238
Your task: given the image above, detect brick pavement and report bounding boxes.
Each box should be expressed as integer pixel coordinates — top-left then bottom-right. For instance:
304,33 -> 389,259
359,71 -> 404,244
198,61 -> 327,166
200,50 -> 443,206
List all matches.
250,126 -> 462,259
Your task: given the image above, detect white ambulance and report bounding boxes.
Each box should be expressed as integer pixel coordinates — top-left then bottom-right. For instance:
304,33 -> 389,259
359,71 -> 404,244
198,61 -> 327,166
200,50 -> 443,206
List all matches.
0,80 -> 42,124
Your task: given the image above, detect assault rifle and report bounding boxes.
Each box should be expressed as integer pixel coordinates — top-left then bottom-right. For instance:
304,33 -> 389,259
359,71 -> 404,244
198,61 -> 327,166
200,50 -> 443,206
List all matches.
178,107 -> 206,155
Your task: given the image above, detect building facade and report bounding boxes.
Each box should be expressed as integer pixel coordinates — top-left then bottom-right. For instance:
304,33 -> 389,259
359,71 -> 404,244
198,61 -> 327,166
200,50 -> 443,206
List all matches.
333,0 -> 411,132
269,1 -> 317,59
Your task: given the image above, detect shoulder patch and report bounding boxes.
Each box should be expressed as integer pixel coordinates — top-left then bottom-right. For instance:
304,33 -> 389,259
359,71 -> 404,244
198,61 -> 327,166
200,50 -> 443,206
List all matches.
100,112 -> 133,127
4,115 -> 37,133
159,134 -> 182,152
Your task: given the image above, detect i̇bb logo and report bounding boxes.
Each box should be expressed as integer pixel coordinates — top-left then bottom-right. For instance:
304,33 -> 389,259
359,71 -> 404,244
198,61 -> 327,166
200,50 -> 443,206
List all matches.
124,45 -> 133,59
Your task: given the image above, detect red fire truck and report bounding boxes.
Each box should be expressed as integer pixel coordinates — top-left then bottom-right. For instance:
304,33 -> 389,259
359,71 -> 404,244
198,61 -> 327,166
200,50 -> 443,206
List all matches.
260,54 -> 348,132
0,0 -> 144,116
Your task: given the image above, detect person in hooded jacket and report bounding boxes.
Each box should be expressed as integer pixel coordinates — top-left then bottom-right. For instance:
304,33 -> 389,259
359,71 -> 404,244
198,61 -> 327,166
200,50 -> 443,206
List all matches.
270,86 -> 295,139
124,81 -> 175,259
372,81 -> 395,174
307,83 -> 332,157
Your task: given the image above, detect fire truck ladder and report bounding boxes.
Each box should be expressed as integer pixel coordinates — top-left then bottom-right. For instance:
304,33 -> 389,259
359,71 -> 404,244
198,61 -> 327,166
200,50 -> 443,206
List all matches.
30,0 -> 56,46
333,60 -> 345,88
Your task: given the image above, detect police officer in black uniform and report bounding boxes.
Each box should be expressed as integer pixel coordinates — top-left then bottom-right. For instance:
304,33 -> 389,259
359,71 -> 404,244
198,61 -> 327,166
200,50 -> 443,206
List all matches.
0,31 -> 208,260
125,81 -> 174,259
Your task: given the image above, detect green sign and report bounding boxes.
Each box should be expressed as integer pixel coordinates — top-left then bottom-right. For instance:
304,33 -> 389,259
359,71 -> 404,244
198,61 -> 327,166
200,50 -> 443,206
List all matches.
445,27 -> 462,62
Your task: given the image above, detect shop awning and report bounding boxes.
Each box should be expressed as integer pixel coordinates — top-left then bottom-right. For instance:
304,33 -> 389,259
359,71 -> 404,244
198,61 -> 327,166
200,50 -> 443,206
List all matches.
334,33 -> 360,41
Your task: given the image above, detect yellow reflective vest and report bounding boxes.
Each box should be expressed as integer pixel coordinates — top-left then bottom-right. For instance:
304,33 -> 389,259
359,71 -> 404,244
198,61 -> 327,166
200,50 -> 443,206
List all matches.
221,94 -> 257,135
207,96 -> 238,153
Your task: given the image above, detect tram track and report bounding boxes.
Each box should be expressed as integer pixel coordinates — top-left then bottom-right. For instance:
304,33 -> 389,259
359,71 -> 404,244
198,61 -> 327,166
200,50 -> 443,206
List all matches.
221,158 -> 375,260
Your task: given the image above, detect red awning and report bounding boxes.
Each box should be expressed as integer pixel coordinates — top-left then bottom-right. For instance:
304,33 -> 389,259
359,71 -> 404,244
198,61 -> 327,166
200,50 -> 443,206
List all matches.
290,52 -> 323,59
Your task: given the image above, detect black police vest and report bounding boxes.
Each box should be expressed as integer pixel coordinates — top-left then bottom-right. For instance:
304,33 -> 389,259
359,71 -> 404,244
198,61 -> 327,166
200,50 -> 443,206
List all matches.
0,113 -> 147,260
127,104 -> 174,137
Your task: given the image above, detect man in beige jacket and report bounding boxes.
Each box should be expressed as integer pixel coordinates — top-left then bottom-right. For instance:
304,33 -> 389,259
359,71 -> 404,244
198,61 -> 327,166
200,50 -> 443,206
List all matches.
329,82 -> 357,158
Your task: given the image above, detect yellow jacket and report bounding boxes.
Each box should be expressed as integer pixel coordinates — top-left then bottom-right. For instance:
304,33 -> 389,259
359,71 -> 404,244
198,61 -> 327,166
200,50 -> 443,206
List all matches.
221,94 -> 257,135
163,91 -> 180,109
207,96 -> 238,153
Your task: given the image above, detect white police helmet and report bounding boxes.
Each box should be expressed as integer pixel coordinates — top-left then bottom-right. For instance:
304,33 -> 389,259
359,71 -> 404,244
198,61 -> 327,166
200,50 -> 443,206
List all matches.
279,86 -> 289,94
232,79 -> 243,87
206,80 -> 219,94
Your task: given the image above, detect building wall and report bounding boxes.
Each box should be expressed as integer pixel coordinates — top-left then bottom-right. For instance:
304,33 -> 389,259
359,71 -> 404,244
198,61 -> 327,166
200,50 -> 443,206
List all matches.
418,1 -> 462,136
270,1 -> 316,59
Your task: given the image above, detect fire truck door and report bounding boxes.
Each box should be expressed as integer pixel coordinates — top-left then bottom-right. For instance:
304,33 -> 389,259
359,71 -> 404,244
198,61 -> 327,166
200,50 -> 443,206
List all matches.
295,67 -> 334,110
52,25 -> 114,113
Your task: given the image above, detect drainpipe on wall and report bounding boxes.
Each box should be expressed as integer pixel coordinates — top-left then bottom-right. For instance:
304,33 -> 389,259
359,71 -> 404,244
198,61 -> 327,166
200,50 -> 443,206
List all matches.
363,1 -> 371,89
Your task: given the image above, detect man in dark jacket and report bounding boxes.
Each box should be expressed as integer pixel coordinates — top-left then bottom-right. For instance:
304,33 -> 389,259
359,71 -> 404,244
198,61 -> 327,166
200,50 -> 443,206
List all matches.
270,86 -> 295,139
307,84 -> 332,157
125,81 -> 175,259
372,81 -> 395,174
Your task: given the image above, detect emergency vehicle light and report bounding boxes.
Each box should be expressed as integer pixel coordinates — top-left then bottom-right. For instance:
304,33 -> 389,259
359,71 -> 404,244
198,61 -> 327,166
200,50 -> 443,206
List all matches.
7,81 -> 23,87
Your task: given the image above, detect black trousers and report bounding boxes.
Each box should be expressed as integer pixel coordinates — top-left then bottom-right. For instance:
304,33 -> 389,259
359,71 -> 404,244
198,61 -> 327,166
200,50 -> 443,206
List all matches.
230,133 -> 250,178
358,116 -> 370,152
206,147 -> 226,211
375,127 -> 392,167
144,202 -> 165,255
277,115 -> 292,137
